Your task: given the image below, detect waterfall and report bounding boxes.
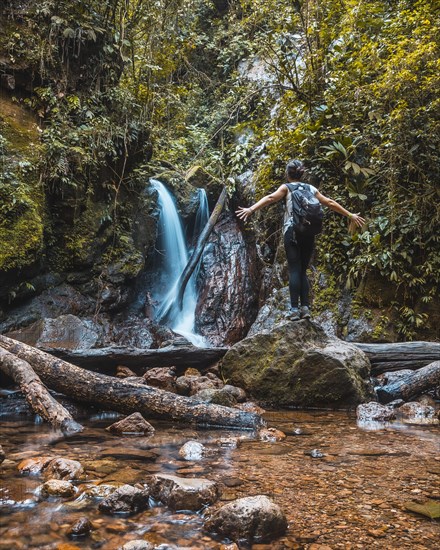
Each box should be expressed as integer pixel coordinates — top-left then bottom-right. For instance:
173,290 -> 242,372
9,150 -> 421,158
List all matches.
150,179 -> 209,347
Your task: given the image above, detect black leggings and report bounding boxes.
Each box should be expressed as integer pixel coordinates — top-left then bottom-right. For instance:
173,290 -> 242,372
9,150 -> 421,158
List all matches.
284,225 -> 315,308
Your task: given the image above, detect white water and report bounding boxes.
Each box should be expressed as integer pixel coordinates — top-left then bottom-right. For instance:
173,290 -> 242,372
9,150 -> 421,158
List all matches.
150,179 -> 209,347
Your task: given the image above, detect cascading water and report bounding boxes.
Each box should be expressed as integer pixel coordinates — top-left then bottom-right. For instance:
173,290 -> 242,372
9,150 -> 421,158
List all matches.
150,179 -> 209,347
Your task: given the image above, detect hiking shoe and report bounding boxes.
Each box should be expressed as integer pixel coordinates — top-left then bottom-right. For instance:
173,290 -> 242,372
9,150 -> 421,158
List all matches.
300,306 -> 311,319
288,307 -> 300,321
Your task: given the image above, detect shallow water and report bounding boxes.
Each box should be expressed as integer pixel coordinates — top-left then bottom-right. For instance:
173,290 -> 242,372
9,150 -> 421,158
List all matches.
0,408 -> 439,549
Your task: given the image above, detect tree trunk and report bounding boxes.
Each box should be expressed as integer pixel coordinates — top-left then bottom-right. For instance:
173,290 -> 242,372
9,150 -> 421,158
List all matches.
354,341 -> 440,375
160,186 -> 227,320
376,360 -> 440,403
0,335 -> 264,430
0,347 -> 83,436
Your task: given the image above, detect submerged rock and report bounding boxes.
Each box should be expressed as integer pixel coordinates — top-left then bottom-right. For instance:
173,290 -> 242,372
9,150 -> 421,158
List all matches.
205,495 -> 287,543
150,473 -> 220,511
98,484 -> 150,515
106,413 -> 155,435
221,320 -> 373,407
357,402 -> 396,422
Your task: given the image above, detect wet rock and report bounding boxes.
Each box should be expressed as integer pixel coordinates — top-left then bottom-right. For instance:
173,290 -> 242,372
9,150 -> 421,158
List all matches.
67,517 -> 92,537
7,314 -> 100,350
116,366 -> 137,378
0,445 -> 4,464
258,428 -> 286,442
150,473 -> 220,511
192,387 -> 237,407
80,483 -> 120,499
175,373 -> 223,396
223,384 -> 247,402
397,402 -> 439,424
106,413 -> 155,435
120,541 -> 154,550
305,449 -> 324,458
204,495 -> 287,543
387,399 -> 405,409
38,479 -> 76,499
43,458 -> 85,481
98,484 -> 150,515
184,367 -> 200,376
109,318 -> 155,349
196,213 -> 260,346
356,402 -> 396,422
416,394 -> 437,408
178,441 -> 205,461
222,321 -> 373,407
18,456 -> 55,476
234,402 -> 266,415
142,366 -> 177,392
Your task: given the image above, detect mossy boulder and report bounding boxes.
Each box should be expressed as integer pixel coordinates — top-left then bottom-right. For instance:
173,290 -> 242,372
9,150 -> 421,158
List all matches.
220,320 -> 373,408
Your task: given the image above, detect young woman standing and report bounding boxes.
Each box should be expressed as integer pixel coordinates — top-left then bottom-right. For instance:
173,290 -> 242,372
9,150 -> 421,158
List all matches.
236,160 -> 365,320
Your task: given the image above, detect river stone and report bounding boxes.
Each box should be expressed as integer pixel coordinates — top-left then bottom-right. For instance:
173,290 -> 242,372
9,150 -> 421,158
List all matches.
18,456 -> 55,476
43,458 -> 85,481
120,541 -> 154,550
221,320 -> 373,407
205,495 -> 287,543
142,366 -> 177,392
67,517 -> 92,537
192,387 -> 237,407
38,479 -> 76,498
258,428 -> 286,442
397,402 -> 439,424
179,441 -> 205,461
98,484 -> 150,515
150,473 -> 220,511
106,413 -> 155,435
175,373 -> 224,396
0,445 -> 5,464
356,402 -> 396,422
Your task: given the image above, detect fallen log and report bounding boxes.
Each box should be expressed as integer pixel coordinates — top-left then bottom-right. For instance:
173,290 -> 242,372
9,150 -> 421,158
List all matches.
376,360 -> 440,404
0,347 -> 83,436
0,335 -> 264,430
42,345 -> 228,373
354,341 -> 440,375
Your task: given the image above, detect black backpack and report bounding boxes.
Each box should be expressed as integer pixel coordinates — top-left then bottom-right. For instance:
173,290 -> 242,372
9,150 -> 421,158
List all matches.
286,182 -> 324,236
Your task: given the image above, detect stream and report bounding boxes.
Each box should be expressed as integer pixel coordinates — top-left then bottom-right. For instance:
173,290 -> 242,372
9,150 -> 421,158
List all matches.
1,407 -> 439,549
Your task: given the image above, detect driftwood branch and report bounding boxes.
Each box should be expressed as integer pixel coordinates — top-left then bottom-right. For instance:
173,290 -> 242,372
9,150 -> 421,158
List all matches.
376,360 -> 440,403
0,335 -> 264,430
0,347 -> 83,436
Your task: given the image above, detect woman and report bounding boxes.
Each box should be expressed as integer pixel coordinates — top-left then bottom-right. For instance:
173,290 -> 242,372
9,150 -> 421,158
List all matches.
236,160 -> 365,320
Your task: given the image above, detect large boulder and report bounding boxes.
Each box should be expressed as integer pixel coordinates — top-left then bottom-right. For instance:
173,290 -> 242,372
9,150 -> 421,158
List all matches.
205,495 -> 287,543
221,320 -> 373,407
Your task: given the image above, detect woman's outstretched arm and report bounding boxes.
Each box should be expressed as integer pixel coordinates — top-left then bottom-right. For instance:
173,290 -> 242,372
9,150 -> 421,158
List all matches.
236,185 -> 288,221
315,191 -> 365,228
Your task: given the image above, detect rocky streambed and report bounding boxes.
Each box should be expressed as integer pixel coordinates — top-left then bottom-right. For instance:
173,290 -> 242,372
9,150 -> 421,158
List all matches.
0,405 -> 439,549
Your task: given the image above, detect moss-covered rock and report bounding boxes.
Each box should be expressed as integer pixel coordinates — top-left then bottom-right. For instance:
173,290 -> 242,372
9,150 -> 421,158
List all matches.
220,320 -> 373,408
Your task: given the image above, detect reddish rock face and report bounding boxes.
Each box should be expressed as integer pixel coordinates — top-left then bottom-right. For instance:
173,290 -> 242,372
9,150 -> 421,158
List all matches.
195,213 -> 260,346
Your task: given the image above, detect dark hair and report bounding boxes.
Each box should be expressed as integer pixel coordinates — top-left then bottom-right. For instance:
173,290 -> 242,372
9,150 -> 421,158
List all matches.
286,159 -> 305,180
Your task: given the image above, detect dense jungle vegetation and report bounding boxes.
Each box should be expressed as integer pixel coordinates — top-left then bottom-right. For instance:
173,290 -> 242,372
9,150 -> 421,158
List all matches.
0,0 -> 439,339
